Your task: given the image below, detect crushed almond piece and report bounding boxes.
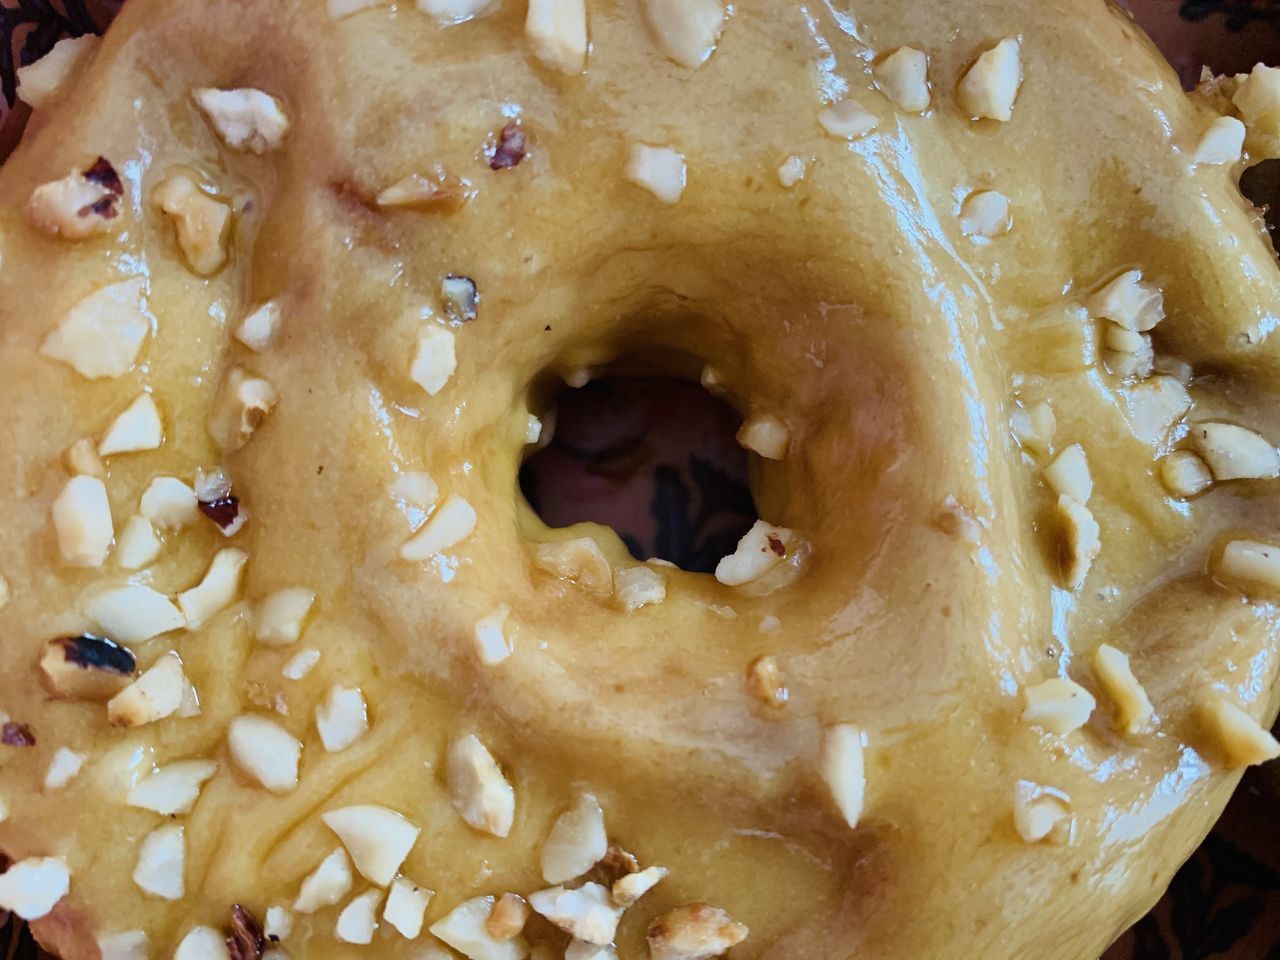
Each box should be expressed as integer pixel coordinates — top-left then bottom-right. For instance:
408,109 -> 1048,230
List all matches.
526,0 -> 587,74
957,38 -> 1022,121
441,275 -> 479,323
52,475 -> 113,567
430,896 -> 527,960
528,883 -> 623,946
747,655 -> 789,707
714,520 -> 795,586
736,413 -> 789,459
316,685 -> 369,752
626,144 -> 687,204
641,0 -> 725,69
776,155 -> 808,188
41,278 -> 149,380
44,747 -> 86,790
99,394 -> 163,456
40,634 -> 136,701
448,734 -> 515,837
235,301 -> 282,352
210,367 -> 278,451
336,889 -> 382,944
108,654 -> 189,727
1189,421 -> 1280,480
959,190 -> 1011,238
490,121 -> 527,170
1194,115 -> 1246,165
282,648 -> 321,680
612,865 -> 668,907
16,35 -> 99,109
0,858 -> 71,921
228,714 -> 301,793
1044,443 -> 1092,503
535,537 -> 614,596
1092,643 -> 1155,735
193,87 -> 290,153
614,565 -> 667,611
1216,538 -> 1280,591
26,157 -> 124,239
1012,781 -> 1073,844
1088,270 -> 1164,332
1011,400 -> 1055,455
174,927 -> 227,960
64,437 -> 105,477
1021,677 -> 1095,735
819,98 -> 878,139
154,172 -> 231,275
875,47 -> 931,113
486,893 -> 531,940
383,876 -> 433,939
322,805 -> 420,886
647,904 -> 748,960
178,548 -> 248,629
1197,695 -> 1280,767
411,323 -> 458,395
294,849 -> 353,914
127,759 -> 218,815
133,823 -> 184,900
474,604 -> 513,665
400,494 -> 477,560
1160,450 -> 1214,498
541,793 -> 607,884
1056,494 -> 1100,591
819,723 -> 865,829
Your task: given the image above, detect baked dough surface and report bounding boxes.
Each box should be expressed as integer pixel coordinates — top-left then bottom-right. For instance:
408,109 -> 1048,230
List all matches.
0,1 -> 1278,958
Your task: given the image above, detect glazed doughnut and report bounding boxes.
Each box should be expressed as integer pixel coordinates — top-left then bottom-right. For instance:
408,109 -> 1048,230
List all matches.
1,1 -> 1280,959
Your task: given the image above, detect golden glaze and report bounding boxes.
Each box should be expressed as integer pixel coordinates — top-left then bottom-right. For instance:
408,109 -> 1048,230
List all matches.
0,1 -> 1278,958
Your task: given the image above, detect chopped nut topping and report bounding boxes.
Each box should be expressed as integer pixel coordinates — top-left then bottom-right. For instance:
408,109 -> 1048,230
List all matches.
1193,115 -> 1246,165
486,893 -> 531,940
442,275 -> 479,323
45,747 -> 86,789
598,845 -> 639,882
175,926 -> 228,960
1044,443 -> 1092,503
391,471 -> 440,511
1092,643 -> 1155,735
419,0 -> 493,24
263,906 -> 293,942
1056,494 -> 1100,591
228,905 -> 265,960
322,805 -> 420,886
448,734 -> 515,837
647,903 -> 748,960
490,121 -> 527,170
87,584 -> 186,644
614,565 -> 667,611
140,476 -> 199,529
959,190 -> 1012,238
1197,695 -> 1280,767
1189,421 -> 1280,480
254,588 -> 317,646
1088,270 -> 1164,332
377,169 -> 469,210
178,548 -> 248,629
51,475 -> 113,567
99,393 -> 163,456
127,759 -> 219,815
747,655 -> 789,707
41,278 -> 149,380
0,576 -> 9,610
474,604 -> 513,665
933,495 -> 982,546
383,876 -> 433,939
641,0 -> 725,68
316,685 -> 369,752
40,634 -> 136,701
1,722 -> 35,747
235,301 -> 283,352
294,849 -> 353,914
410,323 -> 458,395
26,157 -> 124,239
227,714 -> 302,793
612,865 -> 668,907
199,493 -> 246,536
1215,538 -> 1280,591
528,883 -> 623,945
699,364 -> 726,395
1160,450 -> 1214,498
133,823 -> 185,900
736,413 -> 789,459
819,723 -> 865,829
1119,375 -> 1191,447
526,0 -> 587,74
626,143 -> 687,204
193,87 -> 290,153
155,172 -> 232,275
535,537 -> 614,596
64,437 -> 106,477
16,35 -> 99,109
1232,63 -> 1280,132
1011,400 -> 1055,456
776,155 -> 808,188
1105,323 -> 1146,354
108,653 -> 189,727
210,367 -> 278,451
400,494 -> 477,560
956,38 -> 1022,121
1021,677 -> 1095,735
818,98 -> 878,139
714,520 -> 795,586
1106,336 -> 1155,380
566,941 -> 616,960
0,857 -> 71,921
541,792 -> 607,884
875,47 -> 931,113
430,896 -> 528,960
97,930 -> 149,960
336,890 -> 382,945
525,414 -> 544,444
1012,781 -> 1073,844
282,648 -> 321,680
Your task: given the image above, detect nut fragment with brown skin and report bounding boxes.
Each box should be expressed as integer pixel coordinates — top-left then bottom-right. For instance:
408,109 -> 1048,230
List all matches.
535,537 -> 614,597
490,121 -> 527,170
210,367 -> 278,452
107,653 -> 189,728
228,905 -> 266,960
25,157 -> 124,240
647,903 -> 748,960
485,893 -> 531,940
746,655 -> 788,708
154,172 -> 232,276
40,635 -> 137,701
2,722 -> 36,747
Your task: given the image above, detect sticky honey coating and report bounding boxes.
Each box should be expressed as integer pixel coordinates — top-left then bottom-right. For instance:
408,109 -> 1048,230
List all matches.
0,1 -> 1278,959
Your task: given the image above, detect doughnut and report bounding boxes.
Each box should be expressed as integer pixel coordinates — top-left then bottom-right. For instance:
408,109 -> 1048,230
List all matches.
1,1 -> 1280,958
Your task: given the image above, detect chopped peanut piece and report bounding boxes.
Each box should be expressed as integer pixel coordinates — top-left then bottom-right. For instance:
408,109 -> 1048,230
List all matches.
1044,443 -> 1092,503
253,588 -> 317,646
127,760 -> 218,815
210,367 -> 278,452
108,654 -> 189,727
99,394 -> 163,456
737,414 -> 789,459
234,301 -> 282,352
41,279 -> 149,380
641,0 -> 725,69
400,494 -> 477,560
818,99 -> 878,139
614,565 -> 667,611
875,47 -> 930,113
178,548 -> 248,628
612,865 -> 668,907
133,824 -> 185,900
486,893 -> 531,940
154,172 -> 231,276
1193,115 -> 1246,164
16,35 -> 99,109
51,475 -> 113,567
1105,323 -> 1146,354
626,144 -> 687,204
263,906 -> 293,942
647,904 -> 748,960
86,585 -> 185,644
1160,450 -> 1214,498
315,685 -> 369,752
1012,781 -> 1072,844
282,649 -> 321,681
526,0 -> 587,74
430,896 -> 527,960
1216,538 -> 1280,591
140,476 -> 198,529
776,155 -> 808,187
957,38 -> 1022,121
747,655 -> 789,707
1021,677 -> 1095,735
410,324 -> 457,395
474,604 -> 513,665
1232,63 -> 1280,135
1056,495 -> 1100,591
528,883 -> 623,946
193,87 -> 290,153
97,931 -> 149,960
64,438 -> 105,477
541,793 -> 607,884
294,849 -> 353,914
383,876 -> 433,939
933,495 -> 982,546
1011,400 -> 1055,455
819,723 -> 865,829
1197,696 -> 1280,767
447,734 -> 515,837
535,537 -> 614,596
335,889 -> 382,944
0,857 -> 71,921
44,747 -> 86,790
959,190 -> 1011,238
714,520 -> 794,586
1088,270 -> 1164,332
1092,643 -> 1155,735
228,714 -> 302,793
26,157 -> 124,239
1189,422 -> 1280,480
173,927 -> 225,960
